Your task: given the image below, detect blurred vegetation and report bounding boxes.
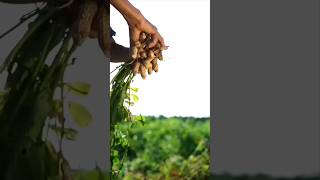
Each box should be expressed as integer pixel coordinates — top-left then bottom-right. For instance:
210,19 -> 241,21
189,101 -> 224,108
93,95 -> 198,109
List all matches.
210,174 -> 320,180
69,115 -> 320,180
70,170 -> 320,180
110,116 -> 320,180
114,116 -> 210,179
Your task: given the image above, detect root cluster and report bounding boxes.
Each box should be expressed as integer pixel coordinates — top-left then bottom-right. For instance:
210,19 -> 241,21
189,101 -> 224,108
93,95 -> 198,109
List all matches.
131,32 -> 168,79
71,0 -> 110,57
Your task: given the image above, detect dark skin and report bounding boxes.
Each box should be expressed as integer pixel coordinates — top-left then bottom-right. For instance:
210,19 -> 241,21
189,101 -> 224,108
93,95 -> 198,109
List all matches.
110,0 -> 166,63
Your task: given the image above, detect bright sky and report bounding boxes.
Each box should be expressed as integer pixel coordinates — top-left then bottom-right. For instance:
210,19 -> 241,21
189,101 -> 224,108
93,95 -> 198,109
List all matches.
110,0 -> 210,117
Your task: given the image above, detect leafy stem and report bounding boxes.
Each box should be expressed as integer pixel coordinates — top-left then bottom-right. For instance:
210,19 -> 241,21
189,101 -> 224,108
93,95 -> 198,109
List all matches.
58,74 -> 65,154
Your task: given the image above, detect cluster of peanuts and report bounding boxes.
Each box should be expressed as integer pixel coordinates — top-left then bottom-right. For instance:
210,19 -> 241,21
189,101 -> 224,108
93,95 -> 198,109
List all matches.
131,32 -> 168,79
70,0 -> 110,57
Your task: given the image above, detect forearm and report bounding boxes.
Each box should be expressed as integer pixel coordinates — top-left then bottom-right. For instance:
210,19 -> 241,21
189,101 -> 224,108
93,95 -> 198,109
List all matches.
110,42 -> 130,63
110,0 -> 144,28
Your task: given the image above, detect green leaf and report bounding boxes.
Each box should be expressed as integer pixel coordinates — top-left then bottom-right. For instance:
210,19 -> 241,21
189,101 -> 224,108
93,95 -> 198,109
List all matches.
64,128 -> 78,140
130,87 -> 139,92
65,82 -> 91,96
68,101 -> 93,127
131,94 -> 139,103
133,115 -> 145,126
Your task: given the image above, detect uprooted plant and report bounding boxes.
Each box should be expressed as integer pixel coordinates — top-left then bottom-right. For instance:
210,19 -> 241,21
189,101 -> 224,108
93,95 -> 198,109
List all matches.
0,0 -> 110,179
0,0 -> 168,179
110,31 -> 168,178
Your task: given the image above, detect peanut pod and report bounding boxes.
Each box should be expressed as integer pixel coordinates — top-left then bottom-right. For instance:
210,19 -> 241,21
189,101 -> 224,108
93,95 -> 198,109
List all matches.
139,32 -> 147,41
148,66 -> 153,75
139,64 -> 147,79
151,59 -> 159,72
97,6 -> 110,58
131,46 -> 138,59
130,31 -> 168,77
158,52 -> 163,61
134,41 -> 141,48
88,10 -> 100,39
143,61 -> 152,69
157,43 -> 161,49
136,52 -> 141,59
74,0 -> 98,45
141,52 -> 147,59
138,47 -> 144,54
145,56 -> 153,63
132,62 -> 140,75
161,46 -> 169,50
148,50 -> 155,59
141,43 -> 147,49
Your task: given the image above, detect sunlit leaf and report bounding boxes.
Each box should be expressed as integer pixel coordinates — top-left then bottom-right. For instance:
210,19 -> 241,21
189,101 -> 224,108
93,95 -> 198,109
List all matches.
130,87 -> 139,92
131,94 -> 139,103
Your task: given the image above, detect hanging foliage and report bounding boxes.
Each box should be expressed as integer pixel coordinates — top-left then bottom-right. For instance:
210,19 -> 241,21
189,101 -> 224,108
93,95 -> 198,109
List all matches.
110,31 -> 168,178
0,0 -> 109,179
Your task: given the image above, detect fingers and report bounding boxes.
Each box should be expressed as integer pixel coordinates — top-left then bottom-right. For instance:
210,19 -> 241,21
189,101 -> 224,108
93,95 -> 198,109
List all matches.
158,35 -> 165,47
148,33 -> 165,48
148,34 -> 158,48
128,19 -> 165,48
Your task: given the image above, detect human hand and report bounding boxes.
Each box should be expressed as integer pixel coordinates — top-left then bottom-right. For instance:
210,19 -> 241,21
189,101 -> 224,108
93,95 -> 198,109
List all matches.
110,0 -> 165,49
128,17 -> 165,49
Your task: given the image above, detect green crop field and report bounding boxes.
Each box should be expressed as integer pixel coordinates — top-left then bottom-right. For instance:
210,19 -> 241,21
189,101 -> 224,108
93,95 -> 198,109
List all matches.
113,116 -> 210,180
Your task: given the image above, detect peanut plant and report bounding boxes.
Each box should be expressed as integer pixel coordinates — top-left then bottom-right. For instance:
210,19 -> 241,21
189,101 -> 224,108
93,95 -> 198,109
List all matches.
0,0 -> 109,179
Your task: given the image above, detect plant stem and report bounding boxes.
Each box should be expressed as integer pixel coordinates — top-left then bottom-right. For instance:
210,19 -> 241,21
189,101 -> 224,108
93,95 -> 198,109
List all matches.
0,7 -> 57,73
8,22 -> 55,124
0,8 -> 40,39
58,74 -> 65,154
